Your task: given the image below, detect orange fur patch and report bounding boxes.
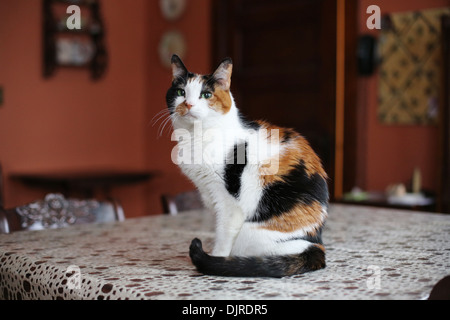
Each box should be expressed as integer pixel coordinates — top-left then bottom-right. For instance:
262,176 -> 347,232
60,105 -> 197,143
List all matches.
298,137 -> 327,179
175,102 -> 189,116
257,122 -> 327,186
209,89 -> 232,114
261,201 -> 325,233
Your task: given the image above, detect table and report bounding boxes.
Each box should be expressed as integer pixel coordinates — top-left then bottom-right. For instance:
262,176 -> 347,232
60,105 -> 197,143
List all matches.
0,204 -> 449,300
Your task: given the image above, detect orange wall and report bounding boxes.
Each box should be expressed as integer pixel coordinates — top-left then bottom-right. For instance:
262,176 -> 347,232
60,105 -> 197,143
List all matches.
356,0 -> 450,192
0,0 -> 211,216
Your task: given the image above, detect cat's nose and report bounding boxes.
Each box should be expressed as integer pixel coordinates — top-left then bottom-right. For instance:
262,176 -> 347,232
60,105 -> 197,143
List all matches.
185,102 -> 194,110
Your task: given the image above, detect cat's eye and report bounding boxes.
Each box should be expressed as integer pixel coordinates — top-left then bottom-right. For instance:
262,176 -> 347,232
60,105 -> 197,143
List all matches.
200,92 -> 212,99
176,89 -> 185,97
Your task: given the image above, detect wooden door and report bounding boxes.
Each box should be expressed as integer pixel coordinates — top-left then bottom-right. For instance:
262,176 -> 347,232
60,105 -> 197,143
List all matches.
213,0 -> 338,197
438,15 -> 450,213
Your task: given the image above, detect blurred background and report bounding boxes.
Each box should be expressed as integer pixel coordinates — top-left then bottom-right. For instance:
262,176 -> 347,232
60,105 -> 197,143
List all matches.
1,0 -> 449,217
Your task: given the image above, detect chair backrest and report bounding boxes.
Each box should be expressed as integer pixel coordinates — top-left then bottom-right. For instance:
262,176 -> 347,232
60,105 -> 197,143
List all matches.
161,190 -> 203,215
0,193 -> 124,234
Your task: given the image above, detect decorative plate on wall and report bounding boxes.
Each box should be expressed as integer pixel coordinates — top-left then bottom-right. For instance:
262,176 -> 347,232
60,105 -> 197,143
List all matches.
159,0 -> 187,21
158,30 -> 186,69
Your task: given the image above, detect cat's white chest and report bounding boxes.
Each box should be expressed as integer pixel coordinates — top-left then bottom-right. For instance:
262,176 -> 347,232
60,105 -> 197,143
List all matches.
176,130 -> 228,184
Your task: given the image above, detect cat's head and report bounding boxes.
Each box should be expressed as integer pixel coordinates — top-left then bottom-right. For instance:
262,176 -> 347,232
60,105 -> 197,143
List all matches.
166,55 -> 234,124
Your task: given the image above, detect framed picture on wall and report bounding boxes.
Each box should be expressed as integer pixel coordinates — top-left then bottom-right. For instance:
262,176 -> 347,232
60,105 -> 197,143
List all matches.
378,7 -> 450,125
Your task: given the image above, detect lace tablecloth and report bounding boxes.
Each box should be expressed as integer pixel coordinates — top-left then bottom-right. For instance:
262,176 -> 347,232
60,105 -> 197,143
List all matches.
0,204 -> 449,300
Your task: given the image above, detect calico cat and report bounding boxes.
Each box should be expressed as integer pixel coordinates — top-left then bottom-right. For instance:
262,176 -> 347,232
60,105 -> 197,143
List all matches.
166,54 -> 328,278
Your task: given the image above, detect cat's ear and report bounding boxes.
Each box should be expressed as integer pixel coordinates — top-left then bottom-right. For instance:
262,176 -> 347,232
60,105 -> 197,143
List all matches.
213,58 -> 233,90
171,54 -> 188,80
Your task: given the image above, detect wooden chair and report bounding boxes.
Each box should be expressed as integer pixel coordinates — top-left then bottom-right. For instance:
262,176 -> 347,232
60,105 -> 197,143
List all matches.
0,193 -> 124,234
161,190 -> 203,215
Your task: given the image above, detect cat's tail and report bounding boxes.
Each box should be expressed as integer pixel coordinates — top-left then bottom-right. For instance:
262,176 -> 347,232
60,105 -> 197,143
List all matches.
189,238 -> 325,278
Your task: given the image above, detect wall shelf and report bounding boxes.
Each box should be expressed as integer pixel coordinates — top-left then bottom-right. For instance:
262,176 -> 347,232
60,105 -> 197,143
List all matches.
42,0 -> 107,80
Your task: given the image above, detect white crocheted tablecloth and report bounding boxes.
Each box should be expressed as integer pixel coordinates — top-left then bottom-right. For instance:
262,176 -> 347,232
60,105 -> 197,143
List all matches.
0,204 -> 449,300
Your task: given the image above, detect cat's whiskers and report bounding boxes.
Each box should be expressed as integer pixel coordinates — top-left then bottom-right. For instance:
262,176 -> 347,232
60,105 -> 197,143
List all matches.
149,108 -> 175,137
151,108 -> 171,127
158,113 -> 174,137
152,112 -> 171,129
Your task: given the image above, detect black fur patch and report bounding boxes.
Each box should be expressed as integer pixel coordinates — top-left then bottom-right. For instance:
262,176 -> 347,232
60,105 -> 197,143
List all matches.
281,128 -> 296,143
304,226 -> 324,245
165,86 -> 179,114
238,112 -> 261,131
202,74 -> 217,92
224,143 -> 248,198
166,72 -> 197,114
250,161 -> 328,223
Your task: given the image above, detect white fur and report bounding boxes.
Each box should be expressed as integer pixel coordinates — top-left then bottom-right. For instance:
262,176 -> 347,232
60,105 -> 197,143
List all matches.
231,222 -> 312,256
